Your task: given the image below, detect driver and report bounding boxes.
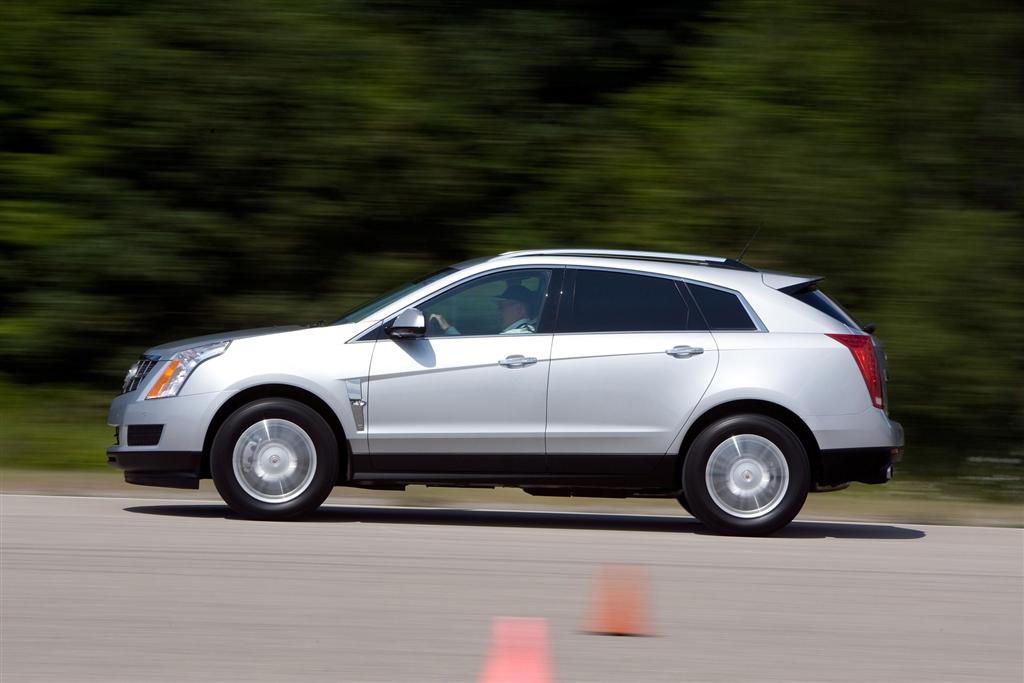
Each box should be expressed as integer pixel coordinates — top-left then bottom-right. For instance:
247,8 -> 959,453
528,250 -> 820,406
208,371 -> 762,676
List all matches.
429,284 -> 539,335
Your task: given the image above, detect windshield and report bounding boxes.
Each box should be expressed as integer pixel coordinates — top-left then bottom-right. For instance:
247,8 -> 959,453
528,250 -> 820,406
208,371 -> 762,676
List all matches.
334,268 -> 456,324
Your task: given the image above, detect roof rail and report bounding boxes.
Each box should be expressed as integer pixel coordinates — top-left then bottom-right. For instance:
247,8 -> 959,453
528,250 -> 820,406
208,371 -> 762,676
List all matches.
496,249 -> 757,272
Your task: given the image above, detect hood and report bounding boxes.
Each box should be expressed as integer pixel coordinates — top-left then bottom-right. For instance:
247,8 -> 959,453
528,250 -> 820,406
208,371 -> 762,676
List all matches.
143,326 -> 303,359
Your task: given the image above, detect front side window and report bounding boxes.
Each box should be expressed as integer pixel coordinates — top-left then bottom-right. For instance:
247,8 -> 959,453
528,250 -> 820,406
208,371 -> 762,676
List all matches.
687,283 -> 758,331
420,269 -> 552,337
560,269 -> 703,333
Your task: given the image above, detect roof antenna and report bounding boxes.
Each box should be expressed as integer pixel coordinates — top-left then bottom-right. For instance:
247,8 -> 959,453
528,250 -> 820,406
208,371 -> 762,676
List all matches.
737,224 -> 762,263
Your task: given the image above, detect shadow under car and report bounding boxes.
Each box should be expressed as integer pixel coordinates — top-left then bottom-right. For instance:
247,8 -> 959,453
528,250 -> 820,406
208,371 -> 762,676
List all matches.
123,503 -> 926,540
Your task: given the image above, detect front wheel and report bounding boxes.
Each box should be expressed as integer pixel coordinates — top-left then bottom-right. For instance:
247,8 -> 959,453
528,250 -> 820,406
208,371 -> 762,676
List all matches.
211,398 -> 339,520
682,414 -> 809,535
676,491 -> 693,515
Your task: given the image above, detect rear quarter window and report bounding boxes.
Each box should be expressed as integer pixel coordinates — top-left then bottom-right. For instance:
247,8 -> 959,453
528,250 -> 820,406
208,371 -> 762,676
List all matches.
687,283 -> 758,331
791,289 -> 860,328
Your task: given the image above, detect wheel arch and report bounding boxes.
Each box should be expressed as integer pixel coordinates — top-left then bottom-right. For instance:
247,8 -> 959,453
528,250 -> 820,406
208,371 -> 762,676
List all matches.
675,399 -> 822,485
202,384 -> 348,481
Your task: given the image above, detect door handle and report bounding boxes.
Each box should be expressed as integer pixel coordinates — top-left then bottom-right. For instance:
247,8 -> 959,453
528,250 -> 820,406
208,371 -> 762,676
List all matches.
666,345 -> 704,358
498,354 -> 538,368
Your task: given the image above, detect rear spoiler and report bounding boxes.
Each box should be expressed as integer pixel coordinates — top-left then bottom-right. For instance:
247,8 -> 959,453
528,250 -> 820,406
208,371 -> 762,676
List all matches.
764,271 -> 875,333
761,271 -> 823,294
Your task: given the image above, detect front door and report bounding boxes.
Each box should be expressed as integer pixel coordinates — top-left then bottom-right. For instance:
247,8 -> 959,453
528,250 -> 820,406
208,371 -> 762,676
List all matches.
366,267 -> 559,473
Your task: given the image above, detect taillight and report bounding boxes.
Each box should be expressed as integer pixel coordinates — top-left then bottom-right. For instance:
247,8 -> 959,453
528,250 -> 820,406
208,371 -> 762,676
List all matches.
826,333 -> 885,410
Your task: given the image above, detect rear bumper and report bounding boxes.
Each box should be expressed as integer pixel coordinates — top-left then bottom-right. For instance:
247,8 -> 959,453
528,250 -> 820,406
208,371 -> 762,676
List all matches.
817,444 -> 903,487
805,408 -> 905,451
107,448 -> 202,489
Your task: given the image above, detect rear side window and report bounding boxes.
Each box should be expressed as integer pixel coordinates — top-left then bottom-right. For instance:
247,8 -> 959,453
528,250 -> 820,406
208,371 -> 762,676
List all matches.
791,289 -> 860,328
560,269 -> 704,333
687,283 -> 758,331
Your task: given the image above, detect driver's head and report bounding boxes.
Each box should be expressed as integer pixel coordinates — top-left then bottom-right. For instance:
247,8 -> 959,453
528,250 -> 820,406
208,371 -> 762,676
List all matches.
494,285 -> 536,327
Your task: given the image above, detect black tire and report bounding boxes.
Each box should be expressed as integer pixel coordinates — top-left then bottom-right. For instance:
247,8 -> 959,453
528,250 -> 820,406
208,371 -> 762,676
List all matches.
210,398 -> 339,520
682,414 -> 809,536
676,491 -> 693,515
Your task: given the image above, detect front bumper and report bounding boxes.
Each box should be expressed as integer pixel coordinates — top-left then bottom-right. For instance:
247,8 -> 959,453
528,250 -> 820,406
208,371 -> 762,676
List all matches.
107,448 -> 203,489
108,389 -> 225,452
107,388 -> 226,489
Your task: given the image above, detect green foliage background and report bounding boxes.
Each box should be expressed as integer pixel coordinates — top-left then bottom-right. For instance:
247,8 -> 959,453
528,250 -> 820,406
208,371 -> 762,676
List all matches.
1,1 -> 1021,491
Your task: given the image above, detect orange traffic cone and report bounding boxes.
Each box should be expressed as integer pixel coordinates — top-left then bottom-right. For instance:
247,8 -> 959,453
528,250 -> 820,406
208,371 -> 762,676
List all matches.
477,617 -> 555,683
585,565 -> 652,636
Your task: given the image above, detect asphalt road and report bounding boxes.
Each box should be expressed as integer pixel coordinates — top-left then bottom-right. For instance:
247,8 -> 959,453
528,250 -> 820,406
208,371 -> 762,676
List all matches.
2,494 -> 1022,682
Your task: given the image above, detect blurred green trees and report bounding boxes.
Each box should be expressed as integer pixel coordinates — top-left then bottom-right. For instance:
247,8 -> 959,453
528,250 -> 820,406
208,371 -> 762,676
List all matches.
1,0 -> 1021,476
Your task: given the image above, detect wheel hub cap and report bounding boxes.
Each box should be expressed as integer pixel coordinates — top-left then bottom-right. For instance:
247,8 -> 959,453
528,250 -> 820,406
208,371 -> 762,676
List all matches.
232,419 -> 317,504
705,434 -> 789,519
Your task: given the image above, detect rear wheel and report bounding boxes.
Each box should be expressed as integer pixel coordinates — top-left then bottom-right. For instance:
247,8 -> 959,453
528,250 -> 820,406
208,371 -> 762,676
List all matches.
211,398 -> 339,520
682,414 -> 809,535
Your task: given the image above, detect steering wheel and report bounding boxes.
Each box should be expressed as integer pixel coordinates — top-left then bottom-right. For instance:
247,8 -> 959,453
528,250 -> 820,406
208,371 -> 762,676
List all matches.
426,315 -> 445,336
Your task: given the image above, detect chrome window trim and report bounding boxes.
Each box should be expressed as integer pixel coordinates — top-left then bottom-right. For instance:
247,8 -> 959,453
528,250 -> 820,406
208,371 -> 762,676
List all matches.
372,331 -> 557,343
683,279 -> 768,333
545,330 -> 713,338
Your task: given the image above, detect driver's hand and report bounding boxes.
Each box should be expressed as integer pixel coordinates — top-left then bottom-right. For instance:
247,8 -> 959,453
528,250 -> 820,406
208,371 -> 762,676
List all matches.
428,313 -> 451,331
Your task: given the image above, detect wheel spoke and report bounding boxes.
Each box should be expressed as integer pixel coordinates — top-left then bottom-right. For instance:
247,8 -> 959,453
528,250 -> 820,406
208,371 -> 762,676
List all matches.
705,434 -> 789,519
232,418 -> 317,504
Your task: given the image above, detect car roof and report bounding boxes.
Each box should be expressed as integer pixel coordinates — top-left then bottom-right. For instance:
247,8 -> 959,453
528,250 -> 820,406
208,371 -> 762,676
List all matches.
493,248 -> 755,272
454,248 -> 765,291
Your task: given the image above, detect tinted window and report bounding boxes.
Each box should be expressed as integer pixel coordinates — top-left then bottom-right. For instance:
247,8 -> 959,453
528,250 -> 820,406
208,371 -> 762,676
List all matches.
688,283 -> 758,330
791,289 -> 860,328
561,270 -> 702,333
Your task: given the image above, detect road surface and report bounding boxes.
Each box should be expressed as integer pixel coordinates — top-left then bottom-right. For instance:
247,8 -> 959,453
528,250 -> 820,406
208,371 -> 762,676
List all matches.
2,494 -> 1022,682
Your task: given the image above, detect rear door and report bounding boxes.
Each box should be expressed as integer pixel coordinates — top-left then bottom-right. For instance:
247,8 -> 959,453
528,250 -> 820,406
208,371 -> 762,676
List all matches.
545,268 -> 718,473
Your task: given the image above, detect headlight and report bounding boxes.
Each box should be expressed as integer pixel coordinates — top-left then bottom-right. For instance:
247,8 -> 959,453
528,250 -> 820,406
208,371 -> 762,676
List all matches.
146,341 -> 230,399
122,360 -> 143,393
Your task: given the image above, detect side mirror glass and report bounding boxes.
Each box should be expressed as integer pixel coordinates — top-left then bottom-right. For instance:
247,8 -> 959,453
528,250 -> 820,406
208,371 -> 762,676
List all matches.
386,307 -> 426,340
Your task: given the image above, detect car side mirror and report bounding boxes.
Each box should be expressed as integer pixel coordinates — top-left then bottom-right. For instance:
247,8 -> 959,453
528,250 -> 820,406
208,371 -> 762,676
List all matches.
386,307 -> 426,340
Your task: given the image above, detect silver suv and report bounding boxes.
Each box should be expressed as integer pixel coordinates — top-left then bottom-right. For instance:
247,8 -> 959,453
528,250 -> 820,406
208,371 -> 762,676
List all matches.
108,249 -> 904,535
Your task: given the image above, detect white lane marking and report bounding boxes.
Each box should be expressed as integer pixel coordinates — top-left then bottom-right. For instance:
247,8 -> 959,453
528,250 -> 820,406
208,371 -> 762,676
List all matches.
0,492 -> 221,504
